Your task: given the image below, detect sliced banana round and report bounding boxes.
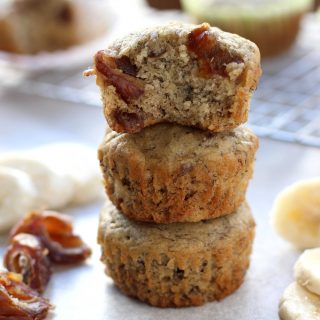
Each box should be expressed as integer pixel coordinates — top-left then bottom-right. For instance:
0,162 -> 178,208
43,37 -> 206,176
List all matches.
0,154 -> 75,209
294,248 -> 320,296
271,178 -> 320,249
0,166 -> 36,232
279,282 -> 320,320
29,143 -> 103,205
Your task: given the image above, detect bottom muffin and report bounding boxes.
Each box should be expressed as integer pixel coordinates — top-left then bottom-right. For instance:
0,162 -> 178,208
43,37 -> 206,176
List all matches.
98,201 -> 255,307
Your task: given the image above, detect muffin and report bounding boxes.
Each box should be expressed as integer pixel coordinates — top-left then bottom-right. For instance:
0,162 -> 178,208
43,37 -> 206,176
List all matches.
0,0 -> 108,54
87,22 -> 261,133
181,0 -> 313,57
98,124 -> 259,223
98,201 -> 255,307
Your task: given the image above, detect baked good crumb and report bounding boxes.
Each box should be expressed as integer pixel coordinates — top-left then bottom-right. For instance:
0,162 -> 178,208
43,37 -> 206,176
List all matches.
90,22 -> 261,133
98,124 -> 259,223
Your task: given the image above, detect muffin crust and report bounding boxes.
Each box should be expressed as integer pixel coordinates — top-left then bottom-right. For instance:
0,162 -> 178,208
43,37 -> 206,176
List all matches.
98,201 -> 256,307
98,124 -> 259,223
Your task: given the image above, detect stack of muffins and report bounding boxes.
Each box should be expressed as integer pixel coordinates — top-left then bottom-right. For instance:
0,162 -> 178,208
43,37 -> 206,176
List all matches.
181,0 -> 313,57
89,21 -> 261,307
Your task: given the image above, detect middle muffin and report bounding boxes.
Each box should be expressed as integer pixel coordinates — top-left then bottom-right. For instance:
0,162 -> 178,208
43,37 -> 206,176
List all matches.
99,124 -> 259,223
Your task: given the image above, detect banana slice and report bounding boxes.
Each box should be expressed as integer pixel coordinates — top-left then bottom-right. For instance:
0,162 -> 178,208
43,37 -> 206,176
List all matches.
29,143 -> 103,205
279,282 -> 320,320
271,178 -> 320,249
0,166 -> 36,232
0,154 -> 74,209
294,248 -> 320,296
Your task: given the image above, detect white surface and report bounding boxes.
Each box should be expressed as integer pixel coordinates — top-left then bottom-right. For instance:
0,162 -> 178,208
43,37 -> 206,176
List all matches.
0,93 -> 320,320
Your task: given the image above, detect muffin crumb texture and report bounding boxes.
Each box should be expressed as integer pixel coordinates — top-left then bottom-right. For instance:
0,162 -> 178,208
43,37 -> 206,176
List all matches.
94,22 -> 261,133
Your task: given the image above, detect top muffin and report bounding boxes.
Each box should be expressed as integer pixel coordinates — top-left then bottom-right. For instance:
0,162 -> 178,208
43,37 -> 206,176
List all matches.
90,22 -> 261,133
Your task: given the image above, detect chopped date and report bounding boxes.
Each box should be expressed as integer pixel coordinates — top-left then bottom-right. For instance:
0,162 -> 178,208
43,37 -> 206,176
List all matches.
113,110 -> 144,133
187,24 -> 243,78
0,271 -> 52,320
10,210 -> 92,264
4,233 -> 51,293
95,51 -> 144,103
115,56 -> 138,77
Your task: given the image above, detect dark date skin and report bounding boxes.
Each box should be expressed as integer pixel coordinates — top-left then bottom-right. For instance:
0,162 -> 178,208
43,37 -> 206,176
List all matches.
115,56 -> 138,77
187,24 -> 243,78
10,210 -> 92,265
95,51 -> 144,103
4,233 -> 51,293
0,271 -> 52,320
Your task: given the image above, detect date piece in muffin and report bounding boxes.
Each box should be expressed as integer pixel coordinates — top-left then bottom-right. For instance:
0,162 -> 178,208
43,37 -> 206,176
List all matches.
88,22 -> 261,133
98,124 -> 259,223
98,201 -> 255,307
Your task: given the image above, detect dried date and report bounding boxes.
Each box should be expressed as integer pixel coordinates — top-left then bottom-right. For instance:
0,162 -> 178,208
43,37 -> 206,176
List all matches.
10,210 -> 92,264
4,233 -> 51,293
113,110 -> 144,133
115,56 -> 138,77
187,24 -> 243,78
58,4 -> 73,23
0,271 -> 52,320
95,51 -> 144,103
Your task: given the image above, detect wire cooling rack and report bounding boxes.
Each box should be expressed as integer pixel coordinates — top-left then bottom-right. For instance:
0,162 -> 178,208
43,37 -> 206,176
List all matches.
249,14 -> 320,148
0,15 -> 319,147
